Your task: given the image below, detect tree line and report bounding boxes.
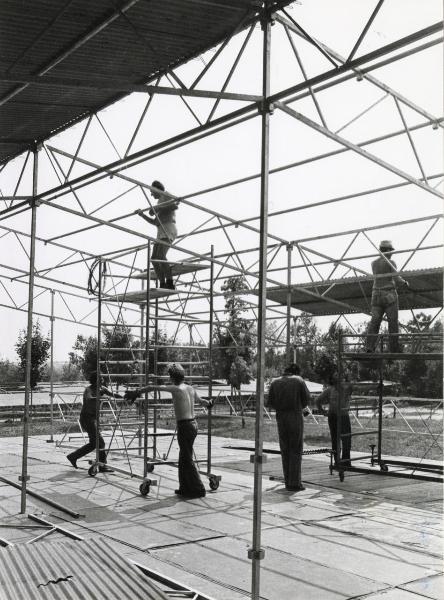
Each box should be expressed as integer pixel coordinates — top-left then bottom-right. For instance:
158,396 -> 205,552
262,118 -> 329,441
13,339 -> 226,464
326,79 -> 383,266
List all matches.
1,276 -> 442,398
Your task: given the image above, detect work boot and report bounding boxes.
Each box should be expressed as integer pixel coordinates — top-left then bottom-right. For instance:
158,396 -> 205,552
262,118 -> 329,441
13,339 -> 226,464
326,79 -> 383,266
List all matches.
165,279 -> 175,290
67,454 -> 77,469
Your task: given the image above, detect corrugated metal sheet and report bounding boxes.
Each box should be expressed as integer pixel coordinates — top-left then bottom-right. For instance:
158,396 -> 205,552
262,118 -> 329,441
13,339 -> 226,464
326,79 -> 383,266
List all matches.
0,537 -> 170,599
262,267 -> 443,315
0,0 -> 265,164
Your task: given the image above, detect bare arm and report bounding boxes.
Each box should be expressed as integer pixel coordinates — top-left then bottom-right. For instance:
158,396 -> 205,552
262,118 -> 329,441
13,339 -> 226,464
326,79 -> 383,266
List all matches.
194,387 -> 213,407
316,388 -> 329,414
136,209 -> 157,226
101,386 -> 123,400
391,260 -> 409,287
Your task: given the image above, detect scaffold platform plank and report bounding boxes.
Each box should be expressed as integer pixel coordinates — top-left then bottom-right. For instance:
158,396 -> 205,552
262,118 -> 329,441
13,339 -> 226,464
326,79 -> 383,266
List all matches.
133,263 -> 208,279
105,288 -> 177,303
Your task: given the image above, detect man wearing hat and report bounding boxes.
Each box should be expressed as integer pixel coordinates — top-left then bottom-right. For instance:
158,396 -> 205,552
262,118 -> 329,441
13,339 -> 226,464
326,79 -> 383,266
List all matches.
136,180 -> 179,289
366,240 -> 409,352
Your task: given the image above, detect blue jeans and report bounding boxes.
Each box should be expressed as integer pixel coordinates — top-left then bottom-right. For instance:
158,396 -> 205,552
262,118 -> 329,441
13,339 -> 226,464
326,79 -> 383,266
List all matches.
366,289 -> 400,352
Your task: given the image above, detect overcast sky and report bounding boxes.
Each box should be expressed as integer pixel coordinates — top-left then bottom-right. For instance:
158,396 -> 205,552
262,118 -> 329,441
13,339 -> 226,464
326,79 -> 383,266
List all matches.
0,0 -> 442,362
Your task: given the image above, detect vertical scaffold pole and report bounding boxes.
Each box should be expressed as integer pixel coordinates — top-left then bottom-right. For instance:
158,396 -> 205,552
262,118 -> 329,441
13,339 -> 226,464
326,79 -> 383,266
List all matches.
139,291 -> 145,456
143,241 -> 151,478
20,144 -> 39,514
47,289 -> 55,443
153,295 -> 159,459
377,337 -> 384,464
250,7 -> 271,598
207,245 -> 214,474
95,259 -> 102,467
337,333 -> 344,471
286,244 -> 292,363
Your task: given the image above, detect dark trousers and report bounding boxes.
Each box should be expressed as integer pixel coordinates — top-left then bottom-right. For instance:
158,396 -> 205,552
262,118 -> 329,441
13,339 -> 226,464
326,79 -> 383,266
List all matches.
366,289 -> 400,352
177,420 -> 205,494
152,240 -> 172,286
328,413 -> 351,465
275,411 -> 303,488
68,414 -> 107,464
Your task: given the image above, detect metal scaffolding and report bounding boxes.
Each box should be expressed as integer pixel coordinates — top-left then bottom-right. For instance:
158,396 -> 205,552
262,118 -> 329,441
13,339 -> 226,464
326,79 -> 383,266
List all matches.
0,2 -> 442,599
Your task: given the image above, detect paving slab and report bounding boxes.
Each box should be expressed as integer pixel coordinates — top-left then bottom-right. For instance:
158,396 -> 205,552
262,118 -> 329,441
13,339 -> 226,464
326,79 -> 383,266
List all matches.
401,574 -> 444,600
152,536 -> 385,600
358,589 -> 430,600
315,514 -> 442,556
0,434 -> 442,600
236,522 -> 438,586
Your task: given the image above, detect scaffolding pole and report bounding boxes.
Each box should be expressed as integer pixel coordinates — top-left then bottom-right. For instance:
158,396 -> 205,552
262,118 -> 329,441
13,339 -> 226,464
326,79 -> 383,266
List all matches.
250,7 -> 271,599
20,144 -> 39,514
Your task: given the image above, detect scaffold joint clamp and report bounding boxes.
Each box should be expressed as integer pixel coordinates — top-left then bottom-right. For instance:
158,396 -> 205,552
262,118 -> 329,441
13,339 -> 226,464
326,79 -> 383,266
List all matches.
250,454 -> 268,464
248,548 -> 265,560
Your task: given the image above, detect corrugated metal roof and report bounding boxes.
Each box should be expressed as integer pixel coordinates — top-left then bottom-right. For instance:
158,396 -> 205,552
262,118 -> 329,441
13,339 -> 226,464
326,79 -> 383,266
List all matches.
262,267 -> 443,316
0,0 -> 264,164
0,537 -> 169,599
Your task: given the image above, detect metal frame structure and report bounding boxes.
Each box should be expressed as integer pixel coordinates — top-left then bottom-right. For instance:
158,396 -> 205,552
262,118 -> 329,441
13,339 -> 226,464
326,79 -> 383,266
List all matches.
333,332 -> 443,483
0,3 -> 442,599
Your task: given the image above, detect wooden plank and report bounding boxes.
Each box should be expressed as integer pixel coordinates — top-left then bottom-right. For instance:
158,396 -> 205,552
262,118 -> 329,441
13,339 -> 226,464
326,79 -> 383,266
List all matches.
105,288 -> 177,303
133,263 -> 208,280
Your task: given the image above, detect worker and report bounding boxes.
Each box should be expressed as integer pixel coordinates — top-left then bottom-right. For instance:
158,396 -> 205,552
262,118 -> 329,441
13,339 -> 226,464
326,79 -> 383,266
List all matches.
125,363 -> 212,499
136,180 -> 179,289
366,240 -> 409,353
67,371 -> 121,472
267,364 -> 311,492
316,373 -> 353,467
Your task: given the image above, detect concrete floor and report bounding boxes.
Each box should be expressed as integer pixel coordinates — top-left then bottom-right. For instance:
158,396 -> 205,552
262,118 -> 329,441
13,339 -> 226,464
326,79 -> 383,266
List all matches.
0,433 -> 442,600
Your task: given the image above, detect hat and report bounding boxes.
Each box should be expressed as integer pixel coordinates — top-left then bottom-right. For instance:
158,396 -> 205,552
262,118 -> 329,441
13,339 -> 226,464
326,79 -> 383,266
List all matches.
379,240 -> 394,251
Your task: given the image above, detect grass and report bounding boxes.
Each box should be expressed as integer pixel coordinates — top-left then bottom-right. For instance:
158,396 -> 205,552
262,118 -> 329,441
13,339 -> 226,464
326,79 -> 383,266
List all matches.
1,413 -> 442,461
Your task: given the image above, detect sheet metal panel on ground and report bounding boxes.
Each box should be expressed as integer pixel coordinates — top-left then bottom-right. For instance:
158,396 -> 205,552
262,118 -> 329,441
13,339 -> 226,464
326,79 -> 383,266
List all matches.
0,537 -> 169,600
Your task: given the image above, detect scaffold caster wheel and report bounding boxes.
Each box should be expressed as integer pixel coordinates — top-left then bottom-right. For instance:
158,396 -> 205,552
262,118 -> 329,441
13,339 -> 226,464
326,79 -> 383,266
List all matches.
139,480 -> 151,496
146,463 -> 155,473
339,471 -> 345,482
380,463 -> 388,472
88,464 -> 98,477
209,475 -> 219,491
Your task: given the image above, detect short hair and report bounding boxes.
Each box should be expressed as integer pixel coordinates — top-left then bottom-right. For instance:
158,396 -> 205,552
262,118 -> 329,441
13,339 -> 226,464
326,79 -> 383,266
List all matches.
168,363 -> 185,384
89,371 -> 101,385
152,180 -> 165,192
284,363 -> 300,375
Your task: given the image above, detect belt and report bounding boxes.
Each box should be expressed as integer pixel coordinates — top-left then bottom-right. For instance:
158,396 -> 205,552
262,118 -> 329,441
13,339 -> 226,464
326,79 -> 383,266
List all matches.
177,418 -> 196,424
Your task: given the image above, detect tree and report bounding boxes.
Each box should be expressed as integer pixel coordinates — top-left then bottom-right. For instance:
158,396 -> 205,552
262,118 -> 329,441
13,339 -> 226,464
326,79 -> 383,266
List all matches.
213,275 -> 255,386
401,313 -> 442,398
15,321 -> 51,389
265,320 -> 286,379
0,359 -> 22,389
69,326 -> 143,388
293,312 -> 320,381
69,334 -> 98,380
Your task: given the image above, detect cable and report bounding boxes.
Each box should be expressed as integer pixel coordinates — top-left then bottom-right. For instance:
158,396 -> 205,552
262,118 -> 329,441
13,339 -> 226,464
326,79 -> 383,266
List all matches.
87,258 -> 107,296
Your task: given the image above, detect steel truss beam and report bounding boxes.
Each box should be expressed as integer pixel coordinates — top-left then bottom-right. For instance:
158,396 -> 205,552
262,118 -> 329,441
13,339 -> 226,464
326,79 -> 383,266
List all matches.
277,103 -> 443,200
1,18 -> 434,210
